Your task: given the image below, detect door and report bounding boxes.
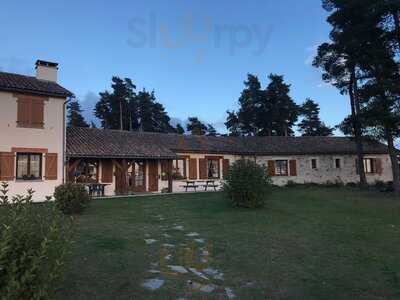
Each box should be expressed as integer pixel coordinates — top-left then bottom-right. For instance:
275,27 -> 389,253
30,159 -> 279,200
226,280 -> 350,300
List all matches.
148,161 -> 159,192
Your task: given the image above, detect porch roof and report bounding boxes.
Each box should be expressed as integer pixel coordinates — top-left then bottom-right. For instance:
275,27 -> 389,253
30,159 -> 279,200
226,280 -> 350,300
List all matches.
66,127 -> 177,159
66,127 -> 389,158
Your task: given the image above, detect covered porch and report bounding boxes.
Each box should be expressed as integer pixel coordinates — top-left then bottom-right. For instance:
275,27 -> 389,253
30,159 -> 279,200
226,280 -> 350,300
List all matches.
66,157 -> 174,196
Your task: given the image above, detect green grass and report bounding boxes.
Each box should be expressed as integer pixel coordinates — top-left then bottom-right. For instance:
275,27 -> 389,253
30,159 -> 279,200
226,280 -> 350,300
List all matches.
56,187 -> 400,299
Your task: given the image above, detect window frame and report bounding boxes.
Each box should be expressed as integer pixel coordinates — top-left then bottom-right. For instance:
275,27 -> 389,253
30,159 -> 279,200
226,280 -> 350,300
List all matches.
275,160 -> 289,176
16,153 -> 43,181
311,158 -> 318,170
335,158 -> 341,169
207,158 -> 220,179
363,158 -> 376,174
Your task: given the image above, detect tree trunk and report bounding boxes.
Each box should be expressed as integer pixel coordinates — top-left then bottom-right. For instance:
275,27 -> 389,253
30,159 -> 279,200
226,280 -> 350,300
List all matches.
349,68 -> 367,187
119,101 -> 123,131
386,128 -> 400,194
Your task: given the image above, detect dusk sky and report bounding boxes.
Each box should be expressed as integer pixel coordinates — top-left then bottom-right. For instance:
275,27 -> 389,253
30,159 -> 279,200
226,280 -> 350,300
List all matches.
1,0 -> 349,133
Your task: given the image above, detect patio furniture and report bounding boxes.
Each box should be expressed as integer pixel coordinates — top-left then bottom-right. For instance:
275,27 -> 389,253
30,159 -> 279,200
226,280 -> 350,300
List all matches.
201,180 -> 219,191
86,183 -> 109,197
180,181 -> 199,192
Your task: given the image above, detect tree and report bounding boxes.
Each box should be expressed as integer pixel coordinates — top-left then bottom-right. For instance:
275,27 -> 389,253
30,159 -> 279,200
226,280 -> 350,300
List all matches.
67,99 -> 89,128
236,74 -> 262,136
317,0 -> 400,192
94,77 -> 135,130
259,74 -> 299,136
206,124 -> 217,136
90,121 -> 97,128
94,77 -> 175,133
226,74 -> 299,136
298,99 -> 333,136
175,123 -> 185,134
225,111 -> 241,136
186,117 -> 207,135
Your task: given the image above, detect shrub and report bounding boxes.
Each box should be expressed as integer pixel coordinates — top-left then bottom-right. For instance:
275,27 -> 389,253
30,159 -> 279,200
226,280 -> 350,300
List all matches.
54,183 -> 90,215
0,182 -> 73,299
223,159 -> 272,208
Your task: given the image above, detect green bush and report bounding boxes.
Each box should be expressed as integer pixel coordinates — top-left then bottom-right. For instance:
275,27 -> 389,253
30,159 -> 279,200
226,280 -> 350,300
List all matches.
223,159 -> 272,208
54,183 -> 90,215
0,182 -> 73,299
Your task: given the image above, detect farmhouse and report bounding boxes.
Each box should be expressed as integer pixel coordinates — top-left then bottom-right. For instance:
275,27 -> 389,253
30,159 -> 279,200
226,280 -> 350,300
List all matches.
0,61 -> 394,201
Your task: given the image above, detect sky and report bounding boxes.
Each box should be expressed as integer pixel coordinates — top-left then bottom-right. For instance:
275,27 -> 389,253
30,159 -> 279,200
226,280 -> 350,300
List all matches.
0,0 -> 350,133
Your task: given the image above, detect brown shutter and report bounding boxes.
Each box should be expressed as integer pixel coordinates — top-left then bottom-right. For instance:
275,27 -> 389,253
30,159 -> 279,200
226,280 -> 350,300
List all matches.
31,98 -> 44,128
375,158 -> 383,175
45,153 -> 58,180
222,159 -> 230,179
267,160 -> 275,176
101,160 -> 114,183
289,160 -> 297,176
199,158 -> 208,179
189,158 -> 197,180
0,152 -> 15,181
17,98 -> 31,127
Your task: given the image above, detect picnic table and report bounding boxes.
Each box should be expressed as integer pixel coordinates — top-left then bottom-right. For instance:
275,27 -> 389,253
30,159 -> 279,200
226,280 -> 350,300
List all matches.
181,180 -> 219,192
85,183 -> 109,197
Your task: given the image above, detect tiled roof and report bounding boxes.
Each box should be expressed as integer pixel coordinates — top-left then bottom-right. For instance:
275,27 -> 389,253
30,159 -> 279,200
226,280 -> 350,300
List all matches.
0,72 -> 73,98
66,127 -> 389,158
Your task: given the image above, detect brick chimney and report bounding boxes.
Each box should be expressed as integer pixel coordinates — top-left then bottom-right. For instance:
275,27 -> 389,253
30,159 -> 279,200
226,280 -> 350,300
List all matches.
35,60 -> 58,82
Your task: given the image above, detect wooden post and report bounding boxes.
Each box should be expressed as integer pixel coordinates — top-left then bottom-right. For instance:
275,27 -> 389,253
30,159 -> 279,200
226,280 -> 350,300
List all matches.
167,160 -> 173,193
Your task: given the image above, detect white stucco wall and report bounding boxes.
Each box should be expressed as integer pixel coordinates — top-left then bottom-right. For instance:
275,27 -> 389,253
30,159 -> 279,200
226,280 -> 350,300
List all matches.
0,91 -> 65,201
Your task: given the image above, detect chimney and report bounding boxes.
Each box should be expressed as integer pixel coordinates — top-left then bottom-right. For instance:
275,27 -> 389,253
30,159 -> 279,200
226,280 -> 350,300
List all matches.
35,60 -> 58,82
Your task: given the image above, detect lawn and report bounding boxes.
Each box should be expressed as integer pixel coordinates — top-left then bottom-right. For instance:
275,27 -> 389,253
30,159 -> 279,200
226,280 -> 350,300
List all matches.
56,187 -> 400,299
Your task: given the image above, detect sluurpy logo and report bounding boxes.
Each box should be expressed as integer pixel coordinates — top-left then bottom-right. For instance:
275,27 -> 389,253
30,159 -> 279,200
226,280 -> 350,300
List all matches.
127,12 -> 273,62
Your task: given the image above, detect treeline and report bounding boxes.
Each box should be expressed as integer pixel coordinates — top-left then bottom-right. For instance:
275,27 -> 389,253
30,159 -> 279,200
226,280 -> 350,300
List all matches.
225,74 -> 333,137
67,74 -> 332,138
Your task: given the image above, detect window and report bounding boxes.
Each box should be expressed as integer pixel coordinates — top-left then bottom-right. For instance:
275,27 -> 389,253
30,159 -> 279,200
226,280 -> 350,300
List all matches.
275,160 -> 288,176
74,160 -> 99,183
16,153 -> 42,180
207,159 -> 220,179
311,159 -> 318,169
17,96 -> 45,128
364,158 -> 376,174
172,158 -> 186,180
335,158 -> 341,169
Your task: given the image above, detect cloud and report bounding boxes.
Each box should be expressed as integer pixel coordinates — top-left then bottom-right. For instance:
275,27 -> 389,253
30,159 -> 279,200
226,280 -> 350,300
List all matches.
78,91 -> 100,126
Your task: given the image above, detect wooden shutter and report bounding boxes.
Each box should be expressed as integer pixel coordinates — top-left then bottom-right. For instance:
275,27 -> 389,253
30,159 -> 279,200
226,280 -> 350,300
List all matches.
222,159 -> 230,179
101,160 -> 114,183
189,158 -> 197,180
45,153 -> 58,180
267,160 -> 275,176
17,98 -> 31,127
289,160 -> 297,176
375,158 -> 383,175
199,158 -> 207,179
0,152 -> 15,181
31,98 -> 44,128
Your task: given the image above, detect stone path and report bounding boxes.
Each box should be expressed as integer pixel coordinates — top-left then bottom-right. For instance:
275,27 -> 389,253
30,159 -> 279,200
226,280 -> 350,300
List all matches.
141,213 -> 236,299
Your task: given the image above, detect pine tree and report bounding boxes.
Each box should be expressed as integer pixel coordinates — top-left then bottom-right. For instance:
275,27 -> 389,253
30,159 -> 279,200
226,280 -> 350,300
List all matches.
67,100 -> 89,128
298,99 -> 333,136
176,123 -> 185,134
206,124 -> 217,136
186,117 -> 207,135
259,74 -> 299,136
